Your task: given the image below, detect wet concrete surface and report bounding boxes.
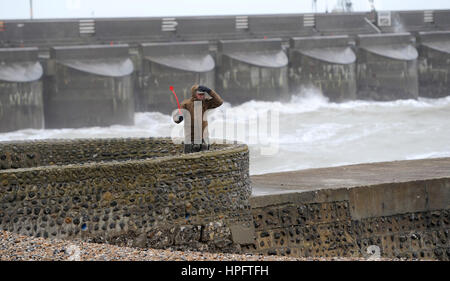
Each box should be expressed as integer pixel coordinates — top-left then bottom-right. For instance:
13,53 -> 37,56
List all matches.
251,157 -> 450,196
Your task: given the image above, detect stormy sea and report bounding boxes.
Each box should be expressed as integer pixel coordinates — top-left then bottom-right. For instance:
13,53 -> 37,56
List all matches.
1,90 -> 450,176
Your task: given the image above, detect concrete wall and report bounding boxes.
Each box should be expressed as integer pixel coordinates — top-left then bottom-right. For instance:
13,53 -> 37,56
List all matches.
248,178 -> 450,260
175,16 -> 241,41
0,47 -> 44,133
315,13 -> 376,35
138,42 -> 215,114
378,11 -> 437,33
1,10 -> 449,48
0,137 -> 253,252
216,39 -> 289,104
95,18 -> 167,42
289,35 -> 357,102
44,44 -> 135,128
356,33 -> 419,100
417,31 -> 450,98
0,19 -> 81,46
1,32 -> 450,133
249,14 -> 313,38
432,10 -> 450,29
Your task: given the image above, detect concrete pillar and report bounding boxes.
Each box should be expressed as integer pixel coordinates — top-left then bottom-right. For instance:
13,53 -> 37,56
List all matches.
138,41 -> 215,114
356,33 -> 419,101
0,47 -> 44,133
417,31 -> 450,98
289,35 -> 357,102
45,44 -> 134,128
216,38 -> 289,104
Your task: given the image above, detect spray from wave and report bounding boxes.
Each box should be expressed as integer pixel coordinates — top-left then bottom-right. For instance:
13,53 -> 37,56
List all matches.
1,89 -> 450,175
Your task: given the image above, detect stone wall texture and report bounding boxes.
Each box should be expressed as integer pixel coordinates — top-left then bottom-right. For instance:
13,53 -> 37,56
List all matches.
0,138 -> 253,252
247,179 -> 450,260
1,137 -> 449,260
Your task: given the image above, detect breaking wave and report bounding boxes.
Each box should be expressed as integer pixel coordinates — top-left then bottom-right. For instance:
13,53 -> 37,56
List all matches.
1,90 -> 450,176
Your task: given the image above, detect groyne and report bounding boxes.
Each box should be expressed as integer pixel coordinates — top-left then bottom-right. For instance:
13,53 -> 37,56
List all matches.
0,138 -> 253,252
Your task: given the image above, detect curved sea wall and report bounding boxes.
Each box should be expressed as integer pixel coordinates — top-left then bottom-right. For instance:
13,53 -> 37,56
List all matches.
0,137 -> 253,252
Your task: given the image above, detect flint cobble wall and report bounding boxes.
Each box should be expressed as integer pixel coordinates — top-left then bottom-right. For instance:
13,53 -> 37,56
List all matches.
0,138 -> 253,252
248,201 -> 449,260
247,179 -> 450,260
0,138 -> 187,170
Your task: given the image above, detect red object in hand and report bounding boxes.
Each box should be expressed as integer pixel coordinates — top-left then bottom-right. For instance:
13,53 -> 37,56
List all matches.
169,86 -> 182,114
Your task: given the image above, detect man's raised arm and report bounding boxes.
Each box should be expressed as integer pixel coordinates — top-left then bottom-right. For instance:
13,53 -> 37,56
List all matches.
205,89 -> 223,109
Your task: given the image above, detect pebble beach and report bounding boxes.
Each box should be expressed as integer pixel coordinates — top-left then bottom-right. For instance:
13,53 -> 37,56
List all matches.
0,230 -> 379,261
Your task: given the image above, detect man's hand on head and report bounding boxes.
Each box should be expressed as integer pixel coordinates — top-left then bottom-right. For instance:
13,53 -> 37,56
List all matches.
197,85 -> 211,94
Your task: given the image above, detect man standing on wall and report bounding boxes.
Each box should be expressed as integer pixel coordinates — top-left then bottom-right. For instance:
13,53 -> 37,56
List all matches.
173,85 -> 223,153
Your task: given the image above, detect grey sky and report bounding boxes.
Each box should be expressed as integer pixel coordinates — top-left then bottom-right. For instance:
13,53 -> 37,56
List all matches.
1,0 -> 449,19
